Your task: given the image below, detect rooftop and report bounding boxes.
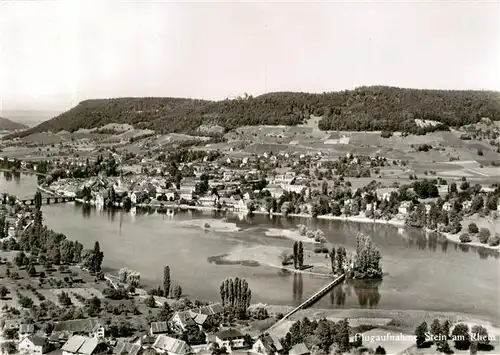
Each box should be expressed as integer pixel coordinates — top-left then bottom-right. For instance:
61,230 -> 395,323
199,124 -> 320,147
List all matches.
61,335 -> 98,355
216,329 -> 244,340
153,335 -> 192,355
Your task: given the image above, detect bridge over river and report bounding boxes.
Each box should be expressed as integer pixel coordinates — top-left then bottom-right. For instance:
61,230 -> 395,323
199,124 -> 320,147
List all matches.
263,273 -> 346,334
5,193 -> 76,206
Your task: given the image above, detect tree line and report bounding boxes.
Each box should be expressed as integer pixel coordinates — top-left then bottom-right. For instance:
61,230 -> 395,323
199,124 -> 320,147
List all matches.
281,317 -> 358,354
220,277 -> 252,318
8,87 -> 499,140
415,319 -> 494,353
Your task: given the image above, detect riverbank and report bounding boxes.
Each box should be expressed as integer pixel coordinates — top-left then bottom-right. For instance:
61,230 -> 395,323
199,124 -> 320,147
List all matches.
442,231 -> 500,251
84,195 -> 500,253
317,213 -> 406,227
264,211 -> 406,228
82,197 -> 408,228
424,228 -> 500,252
72,194 -> 500,253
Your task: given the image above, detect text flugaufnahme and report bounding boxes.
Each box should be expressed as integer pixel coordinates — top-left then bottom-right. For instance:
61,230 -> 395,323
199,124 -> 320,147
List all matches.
353,332 -> 497,344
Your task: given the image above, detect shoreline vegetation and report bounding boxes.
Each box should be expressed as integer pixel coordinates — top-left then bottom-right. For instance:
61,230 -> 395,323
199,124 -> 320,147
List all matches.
66,189 -> 500,252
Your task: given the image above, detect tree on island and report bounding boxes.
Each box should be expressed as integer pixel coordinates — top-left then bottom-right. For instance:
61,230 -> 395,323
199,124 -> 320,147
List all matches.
350,234 -> 382,279
336,247 -> 346,274
329,248 -> 336,274
220,278 -> 251,318
297,242 -> 304,269
164,266 -> 171,297
293,242 -> 298,269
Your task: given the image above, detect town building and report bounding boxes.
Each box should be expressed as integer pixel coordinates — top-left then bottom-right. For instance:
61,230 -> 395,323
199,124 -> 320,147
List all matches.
198,195 -> 218,207
18,335 -> 50,355
188,303 -> 223,329
272,172 -> 296,185
157,189 -> 176,201
152,335 -> 193,355
214,329 -> 245,353
264,184 -> 285,199
280,184 -> 308,196
398,202 -> 411,216
113,341 -> 142,355
252,334 -> 283,355
150,322 -> 169,336
95,192 -> 106,206
131,191 -> 149,204
289,343 -> 310,355
442,202 -> 452,211
19,323 -> 35,340
169,312 -> 195,333
2,319 -> 20,331
52,318 -> 105,340
61,335 -> 108,355
179,189 -> 194,202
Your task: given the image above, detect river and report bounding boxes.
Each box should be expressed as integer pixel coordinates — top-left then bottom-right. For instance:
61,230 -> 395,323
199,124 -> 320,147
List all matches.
2,173 -> 499,323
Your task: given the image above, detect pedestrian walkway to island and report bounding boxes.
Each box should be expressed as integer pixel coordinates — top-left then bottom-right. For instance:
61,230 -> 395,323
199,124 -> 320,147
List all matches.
263,273 -> 346,334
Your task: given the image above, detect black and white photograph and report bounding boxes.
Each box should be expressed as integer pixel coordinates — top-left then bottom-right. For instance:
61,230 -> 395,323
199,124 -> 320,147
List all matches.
0,1 -> 499,355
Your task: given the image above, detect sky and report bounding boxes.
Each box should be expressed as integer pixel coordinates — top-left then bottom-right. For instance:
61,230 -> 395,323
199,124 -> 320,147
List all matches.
0,0 -> 499,112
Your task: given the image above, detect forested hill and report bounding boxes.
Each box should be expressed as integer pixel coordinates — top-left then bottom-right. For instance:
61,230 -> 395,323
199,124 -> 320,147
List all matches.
8,87 -> 500,138
0,117 -> 28,131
